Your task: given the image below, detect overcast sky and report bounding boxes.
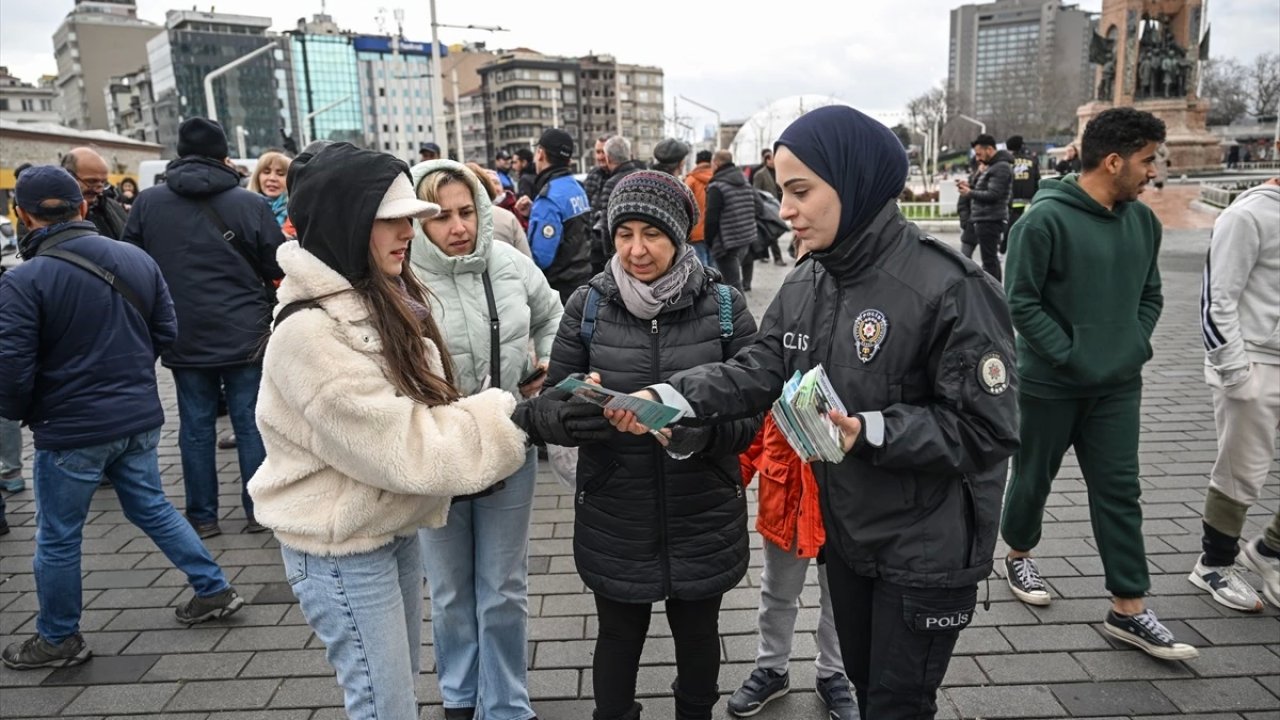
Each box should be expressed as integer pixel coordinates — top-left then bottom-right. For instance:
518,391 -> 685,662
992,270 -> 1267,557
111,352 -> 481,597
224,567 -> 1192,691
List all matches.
2,0 -> 1276,131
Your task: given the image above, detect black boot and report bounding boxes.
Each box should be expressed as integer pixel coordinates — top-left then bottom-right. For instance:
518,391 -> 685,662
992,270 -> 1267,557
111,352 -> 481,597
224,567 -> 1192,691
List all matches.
672,679 -> 719,720
592,701 -> 641,720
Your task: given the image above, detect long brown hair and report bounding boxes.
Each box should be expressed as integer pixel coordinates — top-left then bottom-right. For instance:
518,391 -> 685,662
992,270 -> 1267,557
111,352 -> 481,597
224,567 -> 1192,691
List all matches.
352,245 -> 460,407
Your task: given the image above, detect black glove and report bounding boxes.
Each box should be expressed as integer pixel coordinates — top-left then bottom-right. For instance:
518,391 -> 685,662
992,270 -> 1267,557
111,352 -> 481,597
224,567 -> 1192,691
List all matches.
664,425 -> 712,457
511,385 -> 613,447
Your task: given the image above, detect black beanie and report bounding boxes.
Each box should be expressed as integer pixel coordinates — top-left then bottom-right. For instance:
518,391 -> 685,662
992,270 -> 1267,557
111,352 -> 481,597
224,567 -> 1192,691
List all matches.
177,118 -> 230,160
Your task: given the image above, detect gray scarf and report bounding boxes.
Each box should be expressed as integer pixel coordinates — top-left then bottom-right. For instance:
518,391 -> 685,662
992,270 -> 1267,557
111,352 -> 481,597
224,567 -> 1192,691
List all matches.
609,244 -> 700,320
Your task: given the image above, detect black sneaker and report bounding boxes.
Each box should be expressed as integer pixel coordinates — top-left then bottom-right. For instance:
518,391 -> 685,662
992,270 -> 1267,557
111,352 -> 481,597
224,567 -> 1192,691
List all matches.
727,667 -> 789,717
1102,608 -> 1199,661
815,673 -> 858,719
1,633 -> 91,670
175,587 -> 245,625
241,517 -> 269,534
188,517 -> 222,540
1005,556 -> 1051,606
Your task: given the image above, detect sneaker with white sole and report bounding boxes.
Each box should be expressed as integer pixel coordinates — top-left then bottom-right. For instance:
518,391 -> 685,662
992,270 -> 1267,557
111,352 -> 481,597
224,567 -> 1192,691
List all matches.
1103,608 -> 1199,661
1188,560 -> 1263,612
175,587 -> 245,625
1005,556 -> 1051,606
1,632 -> 91,670
726,667 -> 789,717
1240,537 -> 1280,608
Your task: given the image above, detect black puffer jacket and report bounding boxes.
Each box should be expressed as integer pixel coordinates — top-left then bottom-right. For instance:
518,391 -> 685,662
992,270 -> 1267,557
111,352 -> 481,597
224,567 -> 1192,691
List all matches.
663,201 -> 1020,589
546,260 -> 760,602
968,150 -> 1014,224
706,163 -> 757,255
122,156 -> 285,368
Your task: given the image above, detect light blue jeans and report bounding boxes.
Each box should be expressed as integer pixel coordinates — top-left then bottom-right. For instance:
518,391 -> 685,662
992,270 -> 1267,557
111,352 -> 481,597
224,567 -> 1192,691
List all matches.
283,535 -> 424,720
420,448 -> 537,720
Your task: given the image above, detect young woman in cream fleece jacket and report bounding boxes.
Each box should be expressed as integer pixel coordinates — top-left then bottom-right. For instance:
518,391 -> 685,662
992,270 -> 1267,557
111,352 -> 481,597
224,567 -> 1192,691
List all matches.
248,143 -> 609,720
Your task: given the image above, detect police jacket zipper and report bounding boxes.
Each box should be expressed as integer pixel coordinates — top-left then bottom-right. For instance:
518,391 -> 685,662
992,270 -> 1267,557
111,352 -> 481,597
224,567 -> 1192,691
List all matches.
816,286 -> 845,558
651,317 -> 672,597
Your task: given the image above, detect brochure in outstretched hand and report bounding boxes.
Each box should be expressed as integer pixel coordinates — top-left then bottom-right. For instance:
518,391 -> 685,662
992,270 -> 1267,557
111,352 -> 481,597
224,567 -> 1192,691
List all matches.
554,377 -> 683,431
771,364 -> 848,463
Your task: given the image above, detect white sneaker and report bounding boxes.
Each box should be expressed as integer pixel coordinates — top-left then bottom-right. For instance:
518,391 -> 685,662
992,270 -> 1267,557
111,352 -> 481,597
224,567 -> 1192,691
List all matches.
1240,537 -> 1280,608
1188,560 -> 1263,612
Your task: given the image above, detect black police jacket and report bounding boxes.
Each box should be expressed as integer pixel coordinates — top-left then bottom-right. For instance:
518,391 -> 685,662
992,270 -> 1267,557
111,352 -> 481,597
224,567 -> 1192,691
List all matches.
664,201 -> 1020,589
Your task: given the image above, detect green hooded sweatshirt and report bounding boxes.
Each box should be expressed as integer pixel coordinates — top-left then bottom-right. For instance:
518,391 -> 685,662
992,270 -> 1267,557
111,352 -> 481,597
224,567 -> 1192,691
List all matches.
1004,174 -> 1163,399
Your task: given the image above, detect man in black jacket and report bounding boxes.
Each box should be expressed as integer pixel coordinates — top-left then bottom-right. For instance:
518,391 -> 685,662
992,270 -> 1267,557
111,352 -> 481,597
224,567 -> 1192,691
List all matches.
613,107 -> 1019,719
526,128 -> 594,301
958,134 -> 1012,281
705,150 -> 758,291
591,135 -> 646,268
1003,135 -> 1040,253
61,148 -> 128,240
123,117 -> 285,539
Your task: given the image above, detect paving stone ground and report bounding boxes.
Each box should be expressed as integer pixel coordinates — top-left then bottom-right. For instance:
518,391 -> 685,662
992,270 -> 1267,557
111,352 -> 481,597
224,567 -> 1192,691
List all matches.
1,225 -> 1277,719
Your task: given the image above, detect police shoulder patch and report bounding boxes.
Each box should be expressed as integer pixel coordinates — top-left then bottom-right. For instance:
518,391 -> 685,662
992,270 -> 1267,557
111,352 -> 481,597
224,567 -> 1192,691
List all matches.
854,309 -> 888,364
542,224 -> 557,239
977,351 -> 1009,395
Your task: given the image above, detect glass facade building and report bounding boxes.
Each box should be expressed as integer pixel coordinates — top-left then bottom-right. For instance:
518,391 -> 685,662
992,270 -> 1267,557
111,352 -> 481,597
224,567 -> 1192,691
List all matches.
354,36 -> 445,162
290,33 -> 363,146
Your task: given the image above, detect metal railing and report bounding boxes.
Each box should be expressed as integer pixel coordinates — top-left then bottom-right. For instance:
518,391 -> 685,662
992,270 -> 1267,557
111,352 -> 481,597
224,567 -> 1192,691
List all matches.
899,202 -> 959,220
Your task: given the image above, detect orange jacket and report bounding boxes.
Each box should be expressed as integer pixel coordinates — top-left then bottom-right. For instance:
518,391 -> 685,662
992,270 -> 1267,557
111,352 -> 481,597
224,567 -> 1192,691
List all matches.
739,415 -> 826,558
684,163 -> 714,243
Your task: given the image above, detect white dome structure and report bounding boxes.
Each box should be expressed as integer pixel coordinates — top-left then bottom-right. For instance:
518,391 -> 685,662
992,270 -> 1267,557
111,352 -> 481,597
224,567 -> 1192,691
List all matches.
728,96 -> 901,162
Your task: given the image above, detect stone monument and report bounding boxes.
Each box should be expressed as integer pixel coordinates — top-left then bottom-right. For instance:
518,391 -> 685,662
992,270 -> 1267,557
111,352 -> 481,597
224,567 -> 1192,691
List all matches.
1077,0 -> 1221,171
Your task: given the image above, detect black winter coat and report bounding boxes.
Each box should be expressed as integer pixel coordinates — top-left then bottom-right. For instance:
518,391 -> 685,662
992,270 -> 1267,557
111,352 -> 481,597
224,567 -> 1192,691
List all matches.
546,261 -> 761,603
664,202 -> 1021,589
967,150 -> 1014,224
123,157 -> 285,368
706,163 -> 757,255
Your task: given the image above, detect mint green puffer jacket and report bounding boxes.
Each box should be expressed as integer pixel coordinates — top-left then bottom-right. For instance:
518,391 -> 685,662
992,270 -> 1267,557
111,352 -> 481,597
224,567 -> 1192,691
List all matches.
408,159 -> 563,396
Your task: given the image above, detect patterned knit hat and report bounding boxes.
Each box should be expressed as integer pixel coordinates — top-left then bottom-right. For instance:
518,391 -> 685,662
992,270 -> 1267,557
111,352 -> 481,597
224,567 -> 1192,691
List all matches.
607,170 -> 700,247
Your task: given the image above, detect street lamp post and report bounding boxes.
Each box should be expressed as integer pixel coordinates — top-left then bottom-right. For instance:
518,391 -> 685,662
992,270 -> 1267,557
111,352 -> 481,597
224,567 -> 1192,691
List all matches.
428,15 -> 508,160
955,113 -> 986,135
204,41 -> 278,124
301,95 -> 354,147
678,94 -> 721,150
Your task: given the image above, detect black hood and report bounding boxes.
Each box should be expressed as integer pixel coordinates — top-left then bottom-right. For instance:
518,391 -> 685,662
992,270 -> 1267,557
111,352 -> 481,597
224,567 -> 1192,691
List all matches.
711,163 -> 748,187
287,142 -> 409,282
164,156 -> 242,198
989,149 -> 1014,166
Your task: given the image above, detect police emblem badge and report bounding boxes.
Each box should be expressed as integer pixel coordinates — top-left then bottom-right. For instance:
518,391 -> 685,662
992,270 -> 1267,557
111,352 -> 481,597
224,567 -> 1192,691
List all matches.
542,224 -> 556,238
978,351 -> 1008,395
854,309 -> 888,364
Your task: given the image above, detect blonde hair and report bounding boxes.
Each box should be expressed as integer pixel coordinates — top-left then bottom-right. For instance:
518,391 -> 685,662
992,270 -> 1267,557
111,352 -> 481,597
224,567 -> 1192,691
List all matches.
465,162 -> 499,200
249,151 -> 291,195
415,164 -> 478,204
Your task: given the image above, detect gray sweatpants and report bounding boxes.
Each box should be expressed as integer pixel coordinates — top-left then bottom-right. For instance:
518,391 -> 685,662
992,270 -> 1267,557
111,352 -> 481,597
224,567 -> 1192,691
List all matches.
755,540 -> 844,678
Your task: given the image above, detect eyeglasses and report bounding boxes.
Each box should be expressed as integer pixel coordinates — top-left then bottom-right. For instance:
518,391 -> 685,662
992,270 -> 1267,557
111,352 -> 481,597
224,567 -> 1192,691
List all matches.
71,173 -> 108,191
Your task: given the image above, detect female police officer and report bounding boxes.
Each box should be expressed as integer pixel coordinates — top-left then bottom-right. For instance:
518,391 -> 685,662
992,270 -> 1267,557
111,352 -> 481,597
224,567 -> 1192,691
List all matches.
609,106 -> 1020,720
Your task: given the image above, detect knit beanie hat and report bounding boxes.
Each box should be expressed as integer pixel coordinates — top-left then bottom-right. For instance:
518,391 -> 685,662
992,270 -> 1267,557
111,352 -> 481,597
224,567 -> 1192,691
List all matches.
607,170 -> 700,247
177,117 -> 230,159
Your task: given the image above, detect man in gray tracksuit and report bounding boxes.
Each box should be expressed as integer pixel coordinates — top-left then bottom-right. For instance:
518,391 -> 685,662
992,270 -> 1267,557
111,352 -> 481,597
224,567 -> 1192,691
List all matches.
1190,178 -> 1280,612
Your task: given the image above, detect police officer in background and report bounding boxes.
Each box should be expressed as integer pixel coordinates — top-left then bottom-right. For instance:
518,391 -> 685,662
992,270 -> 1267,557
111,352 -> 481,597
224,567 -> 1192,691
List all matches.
521,128 -> 593,302
1003,135 -> 1039,253
607,106 -> 1020,719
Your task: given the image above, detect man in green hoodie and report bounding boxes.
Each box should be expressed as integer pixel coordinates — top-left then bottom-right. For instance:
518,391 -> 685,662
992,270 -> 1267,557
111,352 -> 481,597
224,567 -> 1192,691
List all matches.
1000,107 -> 1198,662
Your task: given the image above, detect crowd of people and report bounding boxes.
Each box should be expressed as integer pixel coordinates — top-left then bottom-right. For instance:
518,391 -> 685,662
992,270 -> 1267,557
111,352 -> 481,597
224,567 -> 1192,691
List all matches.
0,102 -> 1276,720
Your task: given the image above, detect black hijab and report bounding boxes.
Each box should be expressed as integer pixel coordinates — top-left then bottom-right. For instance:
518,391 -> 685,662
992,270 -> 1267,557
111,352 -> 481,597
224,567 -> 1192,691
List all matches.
775,105 -> 909,245
287,143 -> 409,282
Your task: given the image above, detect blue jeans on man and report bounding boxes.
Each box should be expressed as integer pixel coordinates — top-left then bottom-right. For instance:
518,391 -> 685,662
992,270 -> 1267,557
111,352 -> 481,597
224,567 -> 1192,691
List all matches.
172,364 -> 266,524
692,241 -> 716,270
33,428 -> 230,643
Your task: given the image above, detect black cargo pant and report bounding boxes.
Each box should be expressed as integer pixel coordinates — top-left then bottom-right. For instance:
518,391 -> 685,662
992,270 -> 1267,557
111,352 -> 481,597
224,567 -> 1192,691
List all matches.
970,221 -> 1004,282
826,552 -> 976,720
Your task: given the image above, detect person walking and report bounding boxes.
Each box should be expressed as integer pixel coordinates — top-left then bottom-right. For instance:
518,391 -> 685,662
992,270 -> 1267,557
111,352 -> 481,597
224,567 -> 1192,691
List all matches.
122,118 -> 285,538
0,166 -> 244,671
704,150 -> 758,291
249,142 -> 609,720
684,150 -> 715,268
1003,135 -> 1039,253
1189,176 -> 1280,611
608,106 -> 1019,719
1000,107 -> 1198,661
409,159 -> 564,720
956,134 -> 1011,281
546,170 -> 761,720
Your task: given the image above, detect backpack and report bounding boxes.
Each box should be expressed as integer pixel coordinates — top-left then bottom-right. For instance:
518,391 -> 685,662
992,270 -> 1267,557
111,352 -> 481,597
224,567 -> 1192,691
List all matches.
578,282 -> 735,355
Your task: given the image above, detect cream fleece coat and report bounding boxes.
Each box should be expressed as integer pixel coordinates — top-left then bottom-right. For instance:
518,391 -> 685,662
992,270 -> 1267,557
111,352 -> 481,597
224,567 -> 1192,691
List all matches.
249,241 -> 529,556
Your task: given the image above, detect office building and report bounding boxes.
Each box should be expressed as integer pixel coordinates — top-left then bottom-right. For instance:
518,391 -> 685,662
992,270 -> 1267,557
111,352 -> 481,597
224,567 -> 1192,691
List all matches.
576,55 -> 664,168
445,88 -> 488,165
146,10 -> 299,159
286,14 -> 364,147
478,51 -> 579,165
354,35 -> 446,162
947,0 -> 1094,136
103,66 -> 157,143
0,68 -> 60,124
52,0 -> 163,130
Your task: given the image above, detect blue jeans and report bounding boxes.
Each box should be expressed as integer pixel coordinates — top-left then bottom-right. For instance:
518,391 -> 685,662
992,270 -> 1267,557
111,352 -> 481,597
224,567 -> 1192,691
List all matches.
172,364 -> 266,524
692,242 -> 716,269
420,448 -> 537,719
0,418 -> 21,479
283,535 -> 424,720
34,428 -> 229,643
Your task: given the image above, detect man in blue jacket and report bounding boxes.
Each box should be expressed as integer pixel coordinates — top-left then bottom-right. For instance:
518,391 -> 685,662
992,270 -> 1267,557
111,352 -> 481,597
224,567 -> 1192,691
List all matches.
123,117 -> 285,538
525,127 -> 593,302
0,166 -> 243,671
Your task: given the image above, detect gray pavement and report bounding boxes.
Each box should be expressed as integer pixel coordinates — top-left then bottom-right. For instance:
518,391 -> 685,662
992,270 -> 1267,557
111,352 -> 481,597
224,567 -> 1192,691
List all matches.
1,229 -> 1277,719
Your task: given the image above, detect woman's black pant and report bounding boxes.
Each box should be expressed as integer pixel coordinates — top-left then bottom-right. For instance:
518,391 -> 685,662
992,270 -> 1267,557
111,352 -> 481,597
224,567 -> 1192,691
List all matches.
825,551 -> 977,720
592,592 -> 723,718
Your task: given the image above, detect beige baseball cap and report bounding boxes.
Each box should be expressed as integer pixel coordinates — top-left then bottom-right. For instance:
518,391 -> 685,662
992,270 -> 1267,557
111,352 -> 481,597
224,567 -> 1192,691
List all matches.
376,174 -> 439,220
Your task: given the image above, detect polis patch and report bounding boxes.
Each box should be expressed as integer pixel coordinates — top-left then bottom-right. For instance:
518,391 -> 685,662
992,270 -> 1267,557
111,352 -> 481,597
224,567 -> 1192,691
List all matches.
978,351 -> 1009,395
854,309 -> 888,364
912,608 -> 974,634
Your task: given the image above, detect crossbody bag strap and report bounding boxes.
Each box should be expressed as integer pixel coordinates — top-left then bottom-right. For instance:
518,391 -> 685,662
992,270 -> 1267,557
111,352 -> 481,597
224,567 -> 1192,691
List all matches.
38,248 -> 148,319
197,199 -> 273,294
481,271 -> 501,389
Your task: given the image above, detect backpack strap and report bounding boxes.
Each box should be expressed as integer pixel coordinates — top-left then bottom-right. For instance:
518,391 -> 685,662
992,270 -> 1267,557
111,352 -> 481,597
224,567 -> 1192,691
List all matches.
579,286 -> 602,349
273,299 -> 322,330
714,283 -> 734,355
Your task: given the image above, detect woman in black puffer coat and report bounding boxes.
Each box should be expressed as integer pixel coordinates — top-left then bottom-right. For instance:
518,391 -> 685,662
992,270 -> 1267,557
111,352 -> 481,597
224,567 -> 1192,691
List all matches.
545,171 -> 760,720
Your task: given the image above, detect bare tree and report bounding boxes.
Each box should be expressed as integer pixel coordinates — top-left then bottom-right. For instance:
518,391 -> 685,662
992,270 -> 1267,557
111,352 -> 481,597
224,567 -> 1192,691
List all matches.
906,87 -> 948,193
1246,53 -> 1280,120
1201,58 -> 1250,125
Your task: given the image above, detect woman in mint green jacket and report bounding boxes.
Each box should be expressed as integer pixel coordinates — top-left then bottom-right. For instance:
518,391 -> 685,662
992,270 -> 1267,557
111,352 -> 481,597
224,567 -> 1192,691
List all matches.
409,160 -> 562,720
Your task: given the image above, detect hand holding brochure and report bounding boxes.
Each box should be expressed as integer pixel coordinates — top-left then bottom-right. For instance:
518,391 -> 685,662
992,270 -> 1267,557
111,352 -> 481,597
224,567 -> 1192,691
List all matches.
554,377 -> 683,431
770,364 -> 848,463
